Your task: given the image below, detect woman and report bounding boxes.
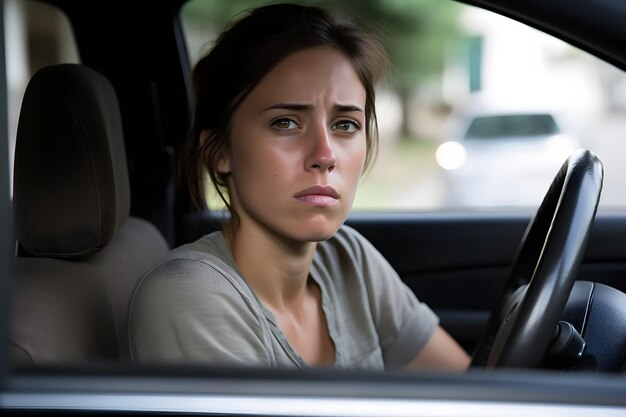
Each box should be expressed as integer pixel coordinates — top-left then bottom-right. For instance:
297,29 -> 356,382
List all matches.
129,2 -> 470,370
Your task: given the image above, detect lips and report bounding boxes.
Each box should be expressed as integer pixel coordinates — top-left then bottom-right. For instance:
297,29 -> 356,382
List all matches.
293,185 -> 339,207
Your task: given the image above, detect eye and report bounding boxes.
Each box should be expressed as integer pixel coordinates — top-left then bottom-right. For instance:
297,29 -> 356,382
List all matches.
332,120 -> 361,133
272,118 -> 299,130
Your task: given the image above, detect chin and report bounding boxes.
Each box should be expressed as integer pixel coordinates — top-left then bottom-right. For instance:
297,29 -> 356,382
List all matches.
301,231 -> 336,243
292,220 -> 344,242
267,210 -> 348,243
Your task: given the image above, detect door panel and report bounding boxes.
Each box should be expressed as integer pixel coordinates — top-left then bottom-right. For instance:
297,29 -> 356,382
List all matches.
346,211 -> 626,352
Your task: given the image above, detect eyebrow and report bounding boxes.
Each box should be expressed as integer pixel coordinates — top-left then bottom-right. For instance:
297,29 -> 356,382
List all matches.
264,103 -> 364,113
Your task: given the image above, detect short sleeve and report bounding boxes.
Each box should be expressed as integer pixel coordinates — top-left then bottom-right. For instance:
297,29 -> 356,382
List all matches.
129,257 -> 274,366
337,226 -> 439,369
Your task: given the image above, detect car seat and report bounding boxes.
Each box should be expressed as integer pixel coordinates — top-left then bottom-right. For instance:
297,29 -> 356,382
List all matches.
10,64 -> 169,365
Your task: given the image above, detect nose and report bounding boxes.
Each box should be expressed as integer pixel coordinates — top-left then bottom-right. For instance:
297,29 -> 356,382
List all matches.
305,126 -> 337,173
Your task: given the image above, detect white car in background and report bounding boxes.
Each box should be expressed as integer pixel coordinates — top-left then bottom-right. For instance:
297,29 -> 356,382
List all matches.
436,110 -> 580,207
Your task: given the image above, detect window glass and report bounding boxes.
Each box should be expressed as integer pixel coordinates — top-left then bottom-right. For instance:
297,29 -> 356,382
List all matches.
4,0 -> 80,194
180,0 -> 626,211
464,114 -> 559,139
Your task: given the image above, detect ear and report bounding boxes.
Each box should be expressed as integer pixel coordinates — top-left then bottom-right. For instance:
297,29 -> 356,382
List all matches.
200,129 -> 231,174
216,152 -> 231,174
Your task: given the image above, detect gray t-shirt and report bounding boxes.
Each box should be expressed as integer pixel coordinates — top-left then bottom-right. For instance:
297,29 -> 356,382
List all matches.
128,225 -> 438,370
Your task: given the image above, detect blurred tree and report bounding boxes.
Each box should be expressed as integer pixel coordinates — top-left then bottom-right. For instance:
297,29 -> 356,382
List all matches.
181,0 -> 462,138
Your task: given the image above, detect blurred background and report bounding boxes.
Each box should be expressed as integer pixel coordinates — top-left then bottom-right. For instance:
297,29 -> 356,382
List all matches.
6,0 -> 626,211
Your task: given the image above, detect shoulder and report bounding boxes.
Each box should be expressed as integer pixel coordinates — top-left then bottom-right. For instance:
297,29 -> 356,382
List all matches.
165,230 -> 234,266
130,231 -> 256,317
140,230 -> 237,285
128,233 -> 272,363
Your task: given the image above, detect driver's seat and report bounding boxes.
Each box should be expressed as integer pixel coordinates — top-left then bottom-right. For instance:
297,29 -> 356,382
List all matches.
10,64 -> 169,365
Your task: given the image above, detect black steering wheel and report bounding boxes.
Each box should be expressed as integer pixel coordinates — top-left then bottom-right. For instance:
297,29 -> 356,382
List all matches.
471,149 -> 603,368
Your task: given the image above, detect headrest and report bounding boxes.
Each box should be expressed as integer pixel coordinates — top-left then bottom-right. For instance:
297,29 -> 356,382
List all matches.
13,64 -> 130,258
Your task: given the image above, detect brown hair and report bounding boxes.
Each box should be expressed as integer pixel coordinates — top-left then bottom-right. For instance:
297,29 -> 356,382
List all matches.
182,2 -> 388,211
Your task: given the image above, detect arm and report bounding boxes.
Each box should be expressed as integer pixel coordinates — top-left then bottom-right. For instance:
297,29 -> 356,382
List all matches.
406,326 -> 470,372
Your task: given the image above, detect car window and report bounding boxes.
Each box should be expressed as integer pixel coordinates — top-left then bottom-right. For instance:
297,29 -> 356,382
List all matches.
180,0 -> 626,211
464,114 -> 560,139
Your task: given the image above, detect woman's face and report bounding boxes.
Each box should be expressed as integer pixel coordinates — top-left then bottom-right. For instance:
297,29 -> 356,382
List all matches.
218,47 -> 367,242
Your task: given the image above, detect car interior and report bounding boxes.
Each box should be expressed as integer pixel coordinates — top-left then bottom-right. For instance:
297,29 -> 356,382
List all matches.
4,0 -> 626,370
4,0 -> 625,372
2,0 -> 626,415
10,63 -> 169,365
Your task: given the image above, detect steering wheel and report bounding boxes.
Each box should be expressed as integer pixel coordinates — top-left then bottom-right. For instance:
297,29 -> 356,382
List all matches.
471,149 -> 603,368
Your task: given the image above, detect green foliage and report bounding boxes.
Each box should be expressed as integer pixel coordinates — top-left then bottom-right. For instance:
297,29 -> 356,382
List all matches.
181,0 -> 463,94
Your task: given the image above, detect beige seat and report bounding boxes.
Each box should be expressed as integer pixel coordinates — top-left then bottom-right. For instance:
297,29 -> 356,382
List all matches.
10,64 -> 169,365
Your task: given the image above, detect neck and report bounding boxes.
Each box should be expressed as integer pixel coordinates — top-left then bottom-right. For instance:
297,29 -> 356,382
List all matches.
224,218 -> 317,312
